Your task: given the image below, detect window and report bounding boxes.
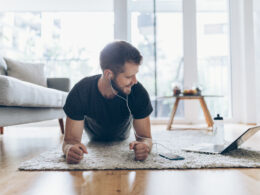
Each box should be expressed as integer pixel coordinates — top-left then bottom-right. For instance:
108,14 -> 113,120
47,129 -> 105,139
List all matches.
0,0 -> 234,121
196,0 -> 232,118
0,12 -> 114,85
129,0 -> 184,118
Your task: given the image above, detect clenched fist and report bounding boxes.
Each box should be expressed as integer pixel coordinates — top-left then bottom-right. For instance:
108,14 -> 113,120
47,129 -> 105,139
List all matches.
129,141 -> 151,161
66,143 -> 88,164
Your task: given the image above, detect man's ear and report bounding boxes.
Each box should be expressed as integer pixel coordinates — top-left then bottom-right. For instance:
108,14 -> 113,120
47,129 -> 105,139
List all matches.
104,69 -> 113,80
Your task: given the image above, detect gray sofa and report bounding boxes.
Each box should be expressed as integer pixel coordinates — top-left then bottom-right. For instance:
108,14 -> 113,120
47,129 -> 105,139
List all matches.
0,57 -> 70,134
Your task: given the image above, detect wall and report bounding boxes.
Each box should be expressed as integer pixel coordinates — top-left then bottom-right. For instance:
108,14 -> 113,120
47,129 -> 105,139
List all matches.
254,0 -> 260,124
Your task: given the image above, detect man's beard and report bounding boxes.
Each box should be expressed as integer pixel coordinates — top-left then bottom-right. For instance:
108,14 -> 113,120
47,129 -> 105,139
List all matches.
111,78 -> 129,95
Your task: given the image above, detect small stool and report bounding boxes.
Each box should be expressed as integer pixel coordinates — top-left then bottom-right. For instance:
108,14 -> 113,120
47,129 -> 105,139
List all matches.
166,95 -> 214,130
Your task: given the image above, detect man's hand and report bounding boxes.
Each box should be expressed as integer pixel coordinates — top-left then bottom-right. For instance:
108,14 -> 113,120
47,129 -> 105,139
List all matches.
129,141 -> 150,161
66,143 -> 88,164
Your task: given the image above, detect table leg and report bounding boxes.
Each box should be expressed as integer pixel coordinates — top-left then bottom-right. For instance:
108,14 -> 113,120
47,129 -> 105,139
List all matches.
58,118 -> 64,134
167,97 -> 180,130
199,97 -> 214,127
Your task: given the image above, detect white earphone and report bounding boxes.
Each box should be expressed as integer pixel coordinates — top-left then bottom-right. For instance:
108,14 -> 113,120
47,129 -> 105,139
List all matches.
108,72 -> 112,80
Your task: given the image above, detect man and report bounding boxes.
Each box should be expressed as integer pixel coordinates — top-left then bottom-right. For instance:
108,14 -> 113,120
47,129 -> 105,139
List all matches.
62,41 -> 153,164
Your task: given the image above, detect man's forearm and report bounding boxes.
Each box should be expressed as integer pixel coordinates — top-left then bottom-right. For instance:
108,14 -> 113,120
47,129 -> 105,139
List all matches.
133,117 -> 152,153
62,117 -> 84,155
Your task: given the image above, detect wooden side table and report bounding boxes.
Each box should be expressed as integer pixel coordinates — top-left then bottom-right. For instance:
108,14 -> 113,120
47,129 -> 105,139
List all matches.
165,95 -> 218,130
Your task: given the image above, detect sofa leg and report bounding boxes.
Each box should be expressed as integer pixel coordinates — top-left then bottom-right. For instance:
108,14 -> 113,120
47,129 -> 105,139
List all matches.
58,119 -> 64,134
0,127 -> 4,134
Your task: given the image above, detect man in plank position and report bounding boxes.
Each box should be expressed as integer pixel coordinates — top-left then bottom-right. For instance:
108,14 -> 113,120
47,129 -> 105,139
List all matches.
62,41 -> 153,164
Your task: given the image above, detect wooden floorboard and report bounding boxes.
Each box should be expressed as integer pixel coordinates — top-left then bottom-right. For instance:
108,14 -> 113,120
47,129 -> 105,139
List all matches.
0,123 -> 260,195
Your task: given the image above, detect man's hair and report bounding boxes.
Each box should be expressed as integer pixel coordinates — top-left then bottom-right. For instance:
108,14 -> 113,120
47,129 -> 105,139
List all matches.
100,41 -> 143,75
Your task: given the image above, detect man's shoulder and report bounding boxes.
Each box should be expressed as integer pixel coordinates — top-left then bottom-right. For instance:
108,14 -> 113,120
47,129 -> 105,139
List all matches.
131,81 -> 146,92
130,81 -> 150,98
75,74 -> 101,88
129,81 -> 153,118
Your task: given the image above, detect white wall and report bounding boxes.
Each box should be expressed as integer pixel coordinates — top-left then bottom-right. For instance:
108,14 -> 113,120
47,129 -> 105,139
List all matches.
254,0 -> 260,124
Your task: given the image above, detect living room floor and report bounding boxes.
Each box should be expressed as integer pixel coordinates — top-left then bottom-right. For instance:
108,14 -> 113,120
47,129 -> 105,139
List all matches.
0,122 -> 260,195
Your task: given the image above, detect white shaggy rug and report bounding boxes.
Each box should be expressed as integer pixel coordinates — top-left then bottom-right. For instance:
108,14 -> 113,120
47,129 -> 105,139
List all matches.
19,130 -> 260,170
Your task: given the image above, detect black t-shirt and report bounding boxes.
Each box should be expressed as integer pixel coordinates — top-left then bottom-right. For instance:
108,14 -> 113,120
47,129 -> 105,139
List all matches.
63,74 -> 153,140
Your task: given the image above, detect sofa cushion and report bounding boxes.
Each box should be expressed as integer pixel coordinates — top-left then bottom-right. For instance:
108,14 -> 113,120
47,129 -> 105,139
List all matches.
0,75 -> 67,108
0,56 -> 7,75
5,58 -> 47,87
0,106 -> 65,127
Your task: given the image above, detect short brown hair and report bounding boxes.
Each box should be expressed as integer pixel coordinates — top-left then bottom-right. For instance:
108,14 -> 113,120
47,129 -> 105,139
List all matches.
100,41 -> 142,75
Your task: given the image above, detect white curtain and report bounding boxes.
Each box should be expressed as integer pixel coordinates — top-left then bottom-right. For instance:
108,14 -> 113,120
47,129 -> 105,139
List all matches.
254,0 -> 260,124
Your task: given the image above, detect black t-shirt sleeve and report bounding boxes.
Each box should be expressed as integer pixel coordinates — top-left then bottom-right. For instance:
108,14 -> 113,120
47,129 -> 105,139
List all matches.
130,83 -> 153,119
63,83 -> 85,120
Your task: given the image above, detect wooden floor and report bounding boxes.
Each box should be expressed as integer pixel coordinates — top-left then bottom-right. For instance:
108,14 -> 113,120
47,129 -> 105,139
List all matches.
0,122 -> 260,195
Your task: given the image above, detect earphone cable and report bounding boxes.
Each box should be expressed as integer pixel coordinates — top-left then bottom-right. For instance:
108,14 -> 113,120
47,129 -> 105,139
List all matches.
109,80 -> 173,154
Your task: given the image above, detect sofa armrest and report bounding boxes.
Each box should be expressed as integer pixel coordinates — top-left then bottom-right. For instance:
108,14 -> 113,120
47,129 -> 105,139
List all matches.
47,78 -> 70,92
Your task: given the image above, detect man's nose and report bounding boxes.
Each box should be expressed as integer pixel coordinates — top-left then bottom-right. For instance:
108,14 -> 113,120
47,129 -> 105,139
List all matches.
132,75 -> 138,84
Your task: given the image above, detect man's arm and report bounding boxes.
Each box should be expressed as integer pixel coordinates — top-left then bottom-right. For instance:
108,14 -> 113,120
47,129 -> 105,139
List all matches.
62,117 -> 88,164
129,116 -> 152,161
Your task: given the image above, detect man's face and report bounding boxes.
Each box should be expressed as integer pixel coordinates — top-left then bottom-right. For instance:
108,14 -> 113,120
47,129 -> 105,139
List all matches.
111,62 -> 139,95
